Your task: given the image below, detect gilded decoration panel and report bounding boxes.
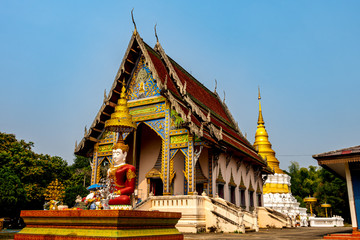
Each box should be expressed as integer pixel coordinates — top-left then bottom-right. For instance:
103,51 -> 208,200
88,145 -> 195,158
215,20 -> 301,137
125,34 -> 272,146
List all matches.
170,129 -> 188,136
97,131 -> 116,157
169,149 -> 179,160
170,134 -> 188,149
143,119 -> 165,140
180,148 -> 188,158
98,144 -> 112,153
129,102 -> 165,122
128,96 -> 165,108
128,56 -> 161,101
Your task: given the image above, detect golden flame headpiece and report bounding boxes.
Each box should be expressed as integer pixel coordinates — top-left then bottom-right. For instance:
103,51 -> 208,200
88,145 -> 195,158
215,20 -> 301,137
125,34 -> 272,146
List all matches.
112,136 -> 129,153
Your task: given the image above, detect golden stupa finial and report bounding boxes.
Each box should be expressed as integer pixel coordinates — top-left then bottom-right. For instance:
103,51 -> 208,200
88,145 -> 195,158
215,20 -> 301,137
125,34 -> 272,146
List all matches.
257,86 -> 264,125
105,80 -> 136,134
254,87 -> 283,175
131,8 -> 137,35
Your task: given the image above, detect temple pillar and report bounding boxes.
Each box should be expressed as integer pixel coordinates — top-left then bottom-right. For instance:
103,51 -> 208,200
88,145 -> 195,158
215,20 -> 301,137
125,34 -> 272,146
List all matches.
162,102 -> 171,195
187,135 -> 195,194
345,162 -> 358,231
208,149 -> 213,197
91,143 -> 99,184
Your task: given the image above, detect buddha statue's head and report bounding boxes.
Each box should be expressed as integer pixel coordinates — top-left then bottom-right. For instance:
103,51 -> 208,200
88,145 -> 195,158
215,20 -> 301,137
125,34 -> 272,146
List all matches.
112,138 -> 129,166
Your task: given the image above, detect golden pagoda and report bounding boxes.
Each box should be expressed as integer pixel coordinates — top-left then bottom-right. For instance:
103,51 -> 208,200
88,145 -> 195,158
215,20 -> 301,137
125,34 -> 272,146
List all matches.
254,88 -> 289,194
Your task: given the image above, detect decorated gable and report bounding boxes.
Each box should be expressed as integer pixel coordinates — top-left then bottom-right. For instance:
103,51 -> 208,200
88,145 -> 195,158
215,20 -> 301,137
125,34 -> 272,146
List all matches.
128,56 -> 161,100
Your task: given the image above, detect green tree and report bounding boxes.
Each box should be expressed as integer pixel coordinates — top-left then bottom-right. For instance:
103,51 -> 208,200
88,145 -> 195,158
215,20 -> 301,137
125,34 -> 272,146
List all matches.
0,132 -> 71,215
287,161 -> 350,222
0,167 -> 26,217
63,155 -> 92,207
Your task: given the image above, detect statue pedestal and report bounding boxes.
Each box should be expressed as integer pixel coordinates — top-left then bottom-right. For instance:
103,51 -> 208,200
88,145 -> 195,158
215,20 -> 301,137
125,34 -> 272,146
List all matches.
14,210 -> 183,240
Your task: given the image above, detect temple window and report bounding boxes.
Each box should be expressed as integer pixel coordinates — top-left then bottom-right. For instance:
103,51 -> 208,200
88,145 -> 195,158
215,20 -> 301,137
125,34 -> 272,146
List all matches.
229,185 -> 236,204
228,172 -> 237,204
216,167 -> 226,199
217,184 -> 224,199
249,190 -> 254,209
240,189 -> 246,208
238,175 -> 247,208
149,178 -> 163,196
256,183 -> 262,206
196,183 -> 204,195
257,193 -> 262,206
248,180 -> 255,210
99,158 -> 110,181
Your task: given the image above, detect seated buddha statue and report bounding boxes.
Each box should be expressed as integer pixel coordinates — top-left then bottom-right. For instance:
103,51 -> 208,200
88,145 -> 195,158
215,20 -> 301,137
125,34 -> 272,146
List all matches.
107,139 -> 136,206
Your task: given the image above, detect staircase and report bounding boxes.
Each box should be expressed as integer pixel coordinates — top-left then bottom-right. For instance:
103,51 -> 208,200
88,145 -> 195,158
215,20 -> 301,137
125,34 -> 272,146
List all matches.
135,194 -> 258,233
257,207 -> 292,228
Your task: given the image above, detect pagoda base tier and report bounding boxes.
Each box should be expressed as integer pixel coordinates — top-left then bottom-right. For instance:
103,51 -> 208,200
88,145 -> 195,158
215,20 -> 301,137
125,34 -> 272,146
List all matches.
14,210 -> 183,240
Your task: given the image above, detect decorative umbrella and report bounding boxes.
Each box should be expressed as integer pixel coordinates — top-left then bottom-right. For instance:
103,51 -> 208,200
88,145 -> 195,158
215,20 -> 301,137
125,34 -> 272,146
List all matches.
87,184 -> 104,191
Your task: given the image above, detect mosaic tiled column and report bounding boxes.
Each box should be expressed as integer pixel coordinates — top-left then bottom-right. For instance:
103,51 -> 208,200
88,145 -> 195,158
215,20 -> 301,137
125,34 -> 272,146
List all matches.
208,149 -> 213,197
187,136 -> 195,194
162,102 -> 171,195
91,144 -> 99,185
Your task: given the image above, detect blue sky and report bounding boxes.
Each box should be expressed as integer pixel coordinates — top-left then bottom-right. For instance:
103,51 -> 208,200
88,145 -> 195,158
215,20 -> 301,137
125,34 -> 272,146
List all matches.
1,1 -> 359,170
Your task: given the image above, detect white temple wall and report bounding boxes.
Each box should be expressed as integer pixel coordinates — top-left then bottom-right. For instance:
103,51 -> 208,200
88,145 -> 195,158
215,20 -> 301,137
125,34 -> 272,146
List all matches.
137,124 -> 162,200
198,148 -> 209,179
173,151 -> 185,195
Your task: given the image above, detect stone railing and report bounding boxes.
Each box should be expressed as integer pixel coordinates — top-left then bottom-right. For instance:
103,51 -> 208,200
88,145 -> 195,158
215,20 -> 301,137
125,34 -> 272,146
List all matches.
135,194 -> 258,233
309,216 -> 344,227
243,210 -> 259,231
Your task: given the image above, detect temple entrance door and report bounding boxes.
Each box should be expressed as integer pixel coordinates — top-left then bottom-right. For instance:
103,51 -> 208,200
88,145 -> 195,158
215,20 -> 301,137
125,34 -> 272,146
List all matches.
149,178 -> 163,196
196,183 -> 204,194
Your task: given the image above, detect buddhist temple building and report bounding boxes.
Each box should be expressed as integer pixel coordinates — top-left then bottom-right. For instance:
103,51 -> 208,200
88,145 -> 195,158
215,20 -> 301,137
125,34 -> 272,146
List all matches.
254,89 -> 307,224
314,145 -> 360,237
74,26 -> 273,233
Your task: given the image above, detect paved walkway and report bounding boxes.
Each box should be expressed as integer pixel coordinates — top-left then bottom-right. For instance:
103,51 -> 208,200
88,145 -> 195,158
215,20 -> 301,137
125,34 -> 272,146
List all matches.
0,227 -> 352,240
184,227 -> 352,240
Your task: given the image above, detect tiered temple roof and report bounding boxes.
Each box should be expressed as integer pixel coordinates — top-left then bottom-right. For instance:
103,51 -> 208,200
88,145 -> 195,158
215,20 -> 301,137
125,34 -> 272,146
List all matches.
74,30 -> 270,171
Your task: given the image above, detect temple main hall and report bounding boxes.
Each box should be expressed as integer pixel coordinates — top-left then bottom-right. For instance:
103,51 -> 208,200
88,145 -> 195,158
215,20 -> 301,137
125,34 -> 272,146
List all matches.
75,26 -> 274,232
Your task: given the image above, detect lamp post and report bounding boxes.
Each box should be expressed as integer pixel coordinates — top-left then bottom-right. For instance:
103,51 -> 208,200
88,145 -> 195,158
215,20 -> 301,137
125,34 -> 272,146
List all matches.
304,196 -> 317,217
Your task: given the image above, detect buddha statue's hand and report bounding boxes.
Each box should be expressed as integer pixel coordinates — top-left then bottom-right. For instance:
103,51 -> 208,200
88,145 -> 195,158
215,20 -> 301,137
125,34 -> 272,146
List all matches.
108,167 -> 116,178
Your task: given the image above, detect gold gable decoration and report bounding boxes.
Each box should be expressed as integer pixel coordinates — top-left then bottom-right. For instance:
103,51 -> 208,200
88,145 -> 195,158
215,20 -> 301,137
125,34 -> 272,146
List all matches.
195,161 -> 208,183
239,176 -> 246,190
228,172 -> 237,187
256,183 -> 262,194
248,180 -> 255,192
216,168 -> 226,184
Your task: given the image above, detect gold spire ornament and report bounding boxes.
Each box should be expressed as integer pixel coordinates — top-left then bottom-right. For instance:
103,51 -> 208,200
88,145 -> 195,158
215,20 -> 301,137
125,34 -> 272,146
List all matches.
253,88 -> 283,174
105,81 -> 137,134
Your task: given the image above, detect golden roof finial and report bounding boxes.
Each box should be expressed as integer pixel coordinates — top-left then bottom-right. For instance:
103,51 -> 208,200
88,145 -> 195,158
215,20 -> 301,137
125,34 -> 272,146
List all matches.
154,23 -> 159,44
131,9 -> 137,35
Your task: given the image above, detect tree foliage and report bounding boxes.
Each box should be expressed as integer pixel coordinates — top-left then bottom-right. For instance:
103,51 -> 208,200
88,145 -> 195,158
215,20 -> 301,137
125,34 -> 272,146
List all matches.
0,132 -> 92,217
286,161 -> 350,222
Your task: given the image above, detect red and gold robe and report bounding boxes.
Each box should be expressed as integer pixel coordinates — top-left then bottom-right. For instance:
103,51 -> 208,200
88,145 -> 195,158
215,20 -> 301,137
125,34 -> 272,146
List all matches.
108,164 -> 136,205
